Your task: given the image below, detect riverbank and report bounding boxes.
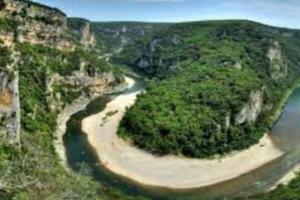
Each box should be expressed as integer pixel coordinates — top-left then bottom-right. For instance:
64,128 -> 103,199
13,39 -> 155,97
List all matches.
267,79 -> 300,189
53,80 -> 128,171
82,77 -> 284,189
54,96 -> 92,171
271,162 -> 300,189
269,79 -> 300,130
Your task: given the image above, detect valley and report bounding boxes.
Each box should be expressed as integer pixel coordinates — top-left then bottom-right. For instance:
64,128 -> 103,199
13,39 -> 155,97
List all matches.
1,1 -> 300,200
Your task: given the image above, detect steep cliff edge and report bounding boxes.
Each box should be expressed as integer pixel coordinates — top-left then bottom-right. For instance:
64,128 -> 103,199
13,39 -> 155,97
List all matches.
0,0 -> 126,147
2,0 -> 300,199
267,41 -> 287,79
1,0 -> 75,50
0,1 -> 131,199
67,18 -> 96,49
0,45 -> 20,145
46,71 -> 124,113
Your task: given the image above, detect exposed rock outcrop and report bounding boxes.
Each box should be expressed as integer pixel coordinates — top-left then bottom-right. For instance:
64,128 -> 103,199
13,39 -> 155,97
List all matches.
0,50 -> 20,145
46,71 -> 126,113
0,0 -> 123,146
16,21 -> 75,50
235,90 -> 264,125
1,0 -> 76,51
67,18 -> 97,49
2,0 -> 67,27
225,114 -> 231,130
80,22 -> 96,48
233,62 -> 242,70
268,41 -> 287,80
90,22 -> 161,54
0,32 -> 14,47
137,36 -> 181,75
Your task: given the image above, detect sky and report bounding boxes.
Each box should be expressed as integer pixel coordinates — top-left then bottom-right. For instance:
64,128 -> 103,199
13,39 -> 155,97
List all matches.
33,0 -> 300,29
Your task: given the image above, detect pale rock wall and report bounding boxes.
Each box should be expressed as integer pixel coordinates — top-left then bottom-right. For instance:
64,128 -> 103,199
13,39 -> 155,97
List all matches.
80,22 -> 96,48
1,0 -> 76,51
0,32 -> 14,47
268,41 -> 287,80
235,90 -> 264,125
137,37 -> 181,73
46,71 -> 125,113
3,0 -> 67,27
0,50 -> 20,145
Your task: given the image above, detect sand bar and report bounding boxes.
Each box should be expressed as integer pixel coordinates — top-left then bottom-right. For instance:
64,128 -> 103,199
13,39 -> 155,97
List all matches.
82,77 -> 285,189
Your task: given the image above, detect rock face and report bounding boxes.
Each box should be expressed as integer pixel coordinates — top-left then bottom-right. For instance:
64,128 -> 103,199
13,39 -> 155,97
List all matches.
67,18 -> 97,49
90,22 -> 162,53
268,41 -> 287,80
137,36 -> 181,75
0,32 -> 14,47
2,0 -> 67,27
1,0 -> 76,51
0,51 -> 20,145
80,22 -> 96,48
0,0 -> 75,144
46,71 -> 125,113
0,0 -> 124,146
235,90 -> 264,125
233,41 -> 286,126
16,21 -> 75,51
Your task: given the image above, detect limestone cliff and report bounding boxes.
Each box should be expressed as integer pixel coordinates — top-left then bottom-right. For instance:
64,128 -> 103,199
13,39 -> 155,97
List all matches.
67,18 -> 99,50
0,32 -> 13,47
0,47 -> 20,145
136,36 -> 182,76
268,41 -> 287,80
0,0 -> 76,51
235,89 -> 264,125
90,22 -> 168,55
79,22 -> 96,48
46,71 -> 125,113
0,0 -> 125,146
2,0 -> 67,27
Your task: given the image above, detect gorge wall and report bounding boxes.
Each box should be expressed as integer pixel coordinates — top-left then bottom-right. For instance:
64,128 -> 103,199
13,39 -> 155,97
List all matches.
0,0 -> 124,145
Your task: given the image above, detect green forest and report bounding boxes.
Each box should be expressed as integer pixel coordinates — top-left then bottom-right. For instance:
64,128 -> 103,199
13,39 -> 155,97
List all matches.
118,21 -> 300,158
0,42 -> 143,199
1,0 -> 300,199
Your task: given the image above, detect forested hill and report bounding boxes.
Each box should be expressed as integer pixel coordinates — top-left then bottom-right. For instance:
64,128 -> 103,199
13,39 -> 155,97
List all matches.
112,20 -> 300,158
1,0 -> 300,199
70,17 -> 300,159
83,20 -> 300,199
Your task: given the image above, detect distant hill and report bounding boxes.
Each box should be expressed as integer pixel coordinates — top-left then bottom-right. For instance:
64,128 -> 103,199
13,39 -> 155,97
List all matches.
1,0 -> 300,200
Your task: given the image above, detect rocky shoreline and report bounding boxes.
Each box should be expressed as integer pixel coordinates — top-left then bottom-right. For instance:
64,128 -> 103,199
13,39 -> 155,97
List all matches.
53,80 -> 128,171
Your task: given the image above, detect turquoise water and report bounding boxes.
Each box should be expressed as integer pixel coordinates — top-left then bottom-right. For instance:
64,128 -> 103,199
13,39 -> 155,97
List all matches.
63,82 -> 300,200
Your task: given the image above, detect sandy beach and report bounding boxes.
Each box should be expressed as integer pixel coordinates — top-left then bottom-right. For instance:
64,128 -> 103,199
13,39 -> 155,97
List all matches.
82,77 -> 285,189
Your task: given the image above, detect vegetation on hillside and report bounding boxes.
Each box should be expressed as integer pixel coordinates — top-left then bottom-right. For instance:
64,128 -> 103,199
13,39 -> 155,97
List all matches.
0,17 -> 18,32
118,21 -> 300,158
91,20 -> 169,55
0,3 -> 145,198
120,63 -> 263,157
2,0 -> 300,198
0,41 -> 147,199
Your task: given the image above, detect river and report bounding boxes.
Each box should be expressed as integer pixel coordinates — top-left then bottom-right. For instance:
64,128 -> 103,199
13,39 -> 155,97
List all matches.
63,79 -> 300,200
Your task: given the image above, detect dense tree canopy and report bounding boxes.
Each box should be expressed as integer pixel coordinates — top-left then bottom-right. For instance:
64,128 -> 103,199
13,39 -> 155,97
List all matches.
118,21 -> 300,158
